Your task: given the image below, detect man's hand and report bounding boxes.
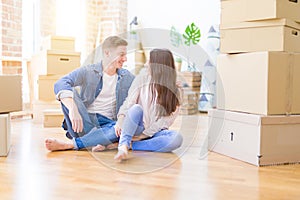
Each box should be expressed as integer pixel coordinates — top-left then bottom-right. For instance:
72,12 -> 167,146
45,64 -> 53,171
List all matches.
61,97 -> 83,133
69,107 -> 83,133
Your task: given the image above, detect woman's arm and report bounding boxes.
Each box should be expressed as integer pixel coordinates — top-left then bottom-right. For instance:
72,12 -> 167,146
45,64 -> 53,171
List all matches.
115,72 -> 147,136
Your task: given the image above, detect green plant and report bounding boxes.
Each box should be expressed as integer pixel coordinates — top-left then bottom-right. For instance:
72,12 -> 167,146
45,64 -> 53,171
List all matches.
183,23 -> 201,46
175,57 -> 182,63
170,22 -> 201,71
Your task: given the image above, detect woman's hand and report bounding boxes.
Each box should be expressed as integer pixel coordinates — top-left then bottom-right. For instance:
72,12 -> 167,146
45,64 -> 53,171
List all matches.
115,114 -> 125,137
115,125 -> 122,137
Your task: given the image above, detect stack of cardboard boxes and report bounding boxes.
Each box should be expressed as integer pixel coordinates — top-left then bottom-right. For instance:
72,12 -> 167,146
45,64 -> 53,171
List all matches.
180,88 -> 199,115
0,75 -> 22,156
209,0 -> 300,166
179,71 -> 202,92
178,71 -> 202,115
30,36 -> 81,127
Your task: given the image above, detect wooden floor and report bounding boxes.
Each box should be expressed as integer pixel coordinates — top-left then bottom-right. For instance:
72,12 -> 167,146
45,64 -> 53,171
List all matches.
1,113 -> 300,200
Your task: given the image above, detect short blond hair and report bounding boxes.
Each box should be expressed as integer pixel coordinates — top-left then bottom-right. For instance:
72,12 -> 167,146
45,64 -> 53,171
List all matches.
102,36 -> 128,51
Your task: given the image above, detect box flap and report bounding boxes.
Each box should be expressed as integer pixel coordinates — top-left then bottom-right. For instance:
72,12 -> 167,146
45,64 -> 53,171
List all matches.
38,75 -> 63,80
208,109 -> 261,126
43,109 -> 63,116
44,35 -> 75,41
220,18 -> 300,30
261,115 -> 300,125
46,50 -> 81,56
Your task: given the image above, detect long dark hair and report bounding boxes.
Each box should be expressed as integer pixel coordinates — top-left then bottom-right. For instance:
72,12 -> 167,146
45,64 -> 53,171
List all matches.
149,49 -> 180,117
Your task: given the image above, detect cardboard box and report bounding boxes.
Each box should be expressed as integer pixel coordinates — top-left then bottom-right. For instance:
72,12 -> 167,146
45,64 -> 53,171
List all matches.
0,75 -> 22,113
134,50 -> 145,63
31,50 -> 80,75
32,100 -> 61,124
208,109 -> 300,166
221,0 -> 300,24
0,114 -> 10,156
43,109 -> 64,127
42,35 -> 75,51
220,19 -> 300,53
217,52 -> 300,115
38,75 -> 62,101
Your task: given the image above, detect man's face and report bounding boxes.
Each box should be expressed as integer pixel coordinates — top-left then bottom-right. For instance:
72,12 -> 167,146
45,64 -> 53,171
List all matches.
106,45 -> 127,69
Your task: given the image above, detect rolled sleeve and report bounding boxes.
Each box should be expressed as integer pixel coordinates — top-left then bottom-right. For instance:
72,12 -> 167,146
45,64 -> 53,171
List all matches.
56,90 -> 74,101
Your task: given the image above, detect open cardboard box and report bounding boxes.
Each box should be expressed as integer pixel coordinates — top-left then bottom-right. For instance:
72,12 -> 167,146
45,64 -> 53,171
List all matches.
208,109 -> 300,166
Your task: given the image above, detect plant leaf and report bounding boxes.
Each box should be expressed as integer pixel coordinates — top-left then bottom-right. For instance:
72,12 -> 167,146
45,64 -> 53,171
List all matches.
182,22 -> 201,46
170,26 -> 182,47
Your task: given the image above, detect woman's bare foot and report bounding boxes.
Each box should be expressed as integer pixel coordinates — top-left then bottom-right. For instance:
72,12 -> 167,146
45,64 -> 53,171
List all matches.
45,138 -> 74,151
114,145 -> 128,162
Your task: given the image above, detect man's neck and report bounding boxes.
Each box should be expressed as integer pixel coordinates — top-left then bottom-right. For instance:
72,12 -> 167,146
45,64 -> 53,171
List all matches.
103,65 -> 117,76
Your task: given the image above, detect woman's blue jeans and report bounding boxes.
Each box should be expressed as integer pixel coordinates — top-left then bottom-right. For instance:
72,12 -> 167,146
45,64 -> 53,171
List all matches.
118,104 -> 183,152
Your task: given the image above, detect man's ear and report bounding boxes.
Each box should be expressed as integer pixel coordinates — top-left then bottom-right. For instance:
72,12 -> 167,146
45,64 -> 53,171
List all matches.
104,49 -> 110,57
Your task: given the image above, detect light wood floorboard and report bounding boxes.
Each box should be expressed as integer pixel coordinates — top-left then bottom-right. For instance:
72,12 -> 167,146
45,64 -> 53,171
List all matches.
0,114 -> 300,200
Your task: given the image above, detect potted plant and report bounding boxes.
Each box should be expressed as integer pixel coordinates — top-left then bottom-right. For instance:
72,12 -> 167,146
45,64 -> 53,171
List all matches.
175,57 -> 182,71
170,23 -> 201,71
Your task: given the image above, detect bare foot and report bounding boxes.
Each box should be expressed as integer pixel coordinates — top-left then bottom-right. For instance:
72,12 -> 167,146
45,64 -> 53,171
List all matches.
45,138 -> 74,151
106,142 -> 119,150
114,145 -> 128,162
92,144 -> 106,152
92,142 -> 119,152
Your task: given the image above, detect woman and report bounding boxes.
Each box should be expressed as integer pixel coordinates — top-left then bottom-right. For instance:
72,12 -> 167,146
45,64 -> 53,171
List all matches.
112,48 -> 183,161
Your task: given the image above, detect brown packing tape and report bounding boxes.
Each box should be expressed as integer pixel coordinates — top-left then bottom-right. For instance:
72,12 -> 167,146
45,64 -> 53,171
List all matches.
286,53 -> 294,115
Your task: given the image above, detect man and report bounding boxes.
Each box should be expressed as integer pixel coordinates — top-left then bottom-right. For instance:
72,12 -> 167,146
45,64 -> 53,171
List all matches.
45,36 -> 135,151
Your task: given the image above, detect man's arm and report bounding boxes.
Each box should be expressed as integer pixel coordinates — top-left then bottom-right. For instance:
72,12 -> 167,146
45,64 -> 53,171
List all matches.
60,97 -> 83,133
54,66 -> 87,133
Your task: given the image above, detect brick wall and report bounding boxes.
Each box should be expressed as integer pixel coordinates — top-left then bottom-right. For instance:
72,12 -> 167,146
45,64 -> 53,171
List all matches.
85,0 -> 103,56
100,0 -> 127,40
1,0 -> 22,74
39,0 -> 56,38
85,0 -> 127,56
0,0 -> 128,74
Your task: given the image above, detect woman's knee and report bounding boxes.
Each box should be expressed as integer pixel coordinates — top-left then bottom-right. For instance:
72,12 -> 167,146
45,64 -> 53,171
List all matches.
171,131 -> 183,149
127,104 -> 143,117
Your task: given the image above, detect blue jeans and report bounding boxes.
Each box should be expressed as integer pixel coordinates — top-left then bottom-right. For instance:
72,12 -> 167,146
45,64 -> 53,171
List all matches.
74,121 -> 119,149
61,91 -> 114,138
119,104 -> 183,152
68,101 -> 182,151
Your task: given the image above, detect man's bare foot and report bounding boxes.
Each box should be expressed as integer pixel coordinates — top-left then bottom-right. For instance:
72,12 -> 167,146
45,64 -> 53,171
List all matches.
114,145 -> 128,162
91,144 -> 106,152
106,142 -> 119,150
45,138 -> 74,151
92,142 -> 119,152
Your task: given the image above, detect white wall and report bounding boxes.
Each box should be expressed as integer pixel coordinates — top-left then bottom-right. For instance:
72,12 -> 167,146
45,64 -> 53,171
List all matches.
127,0 -> 220,41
